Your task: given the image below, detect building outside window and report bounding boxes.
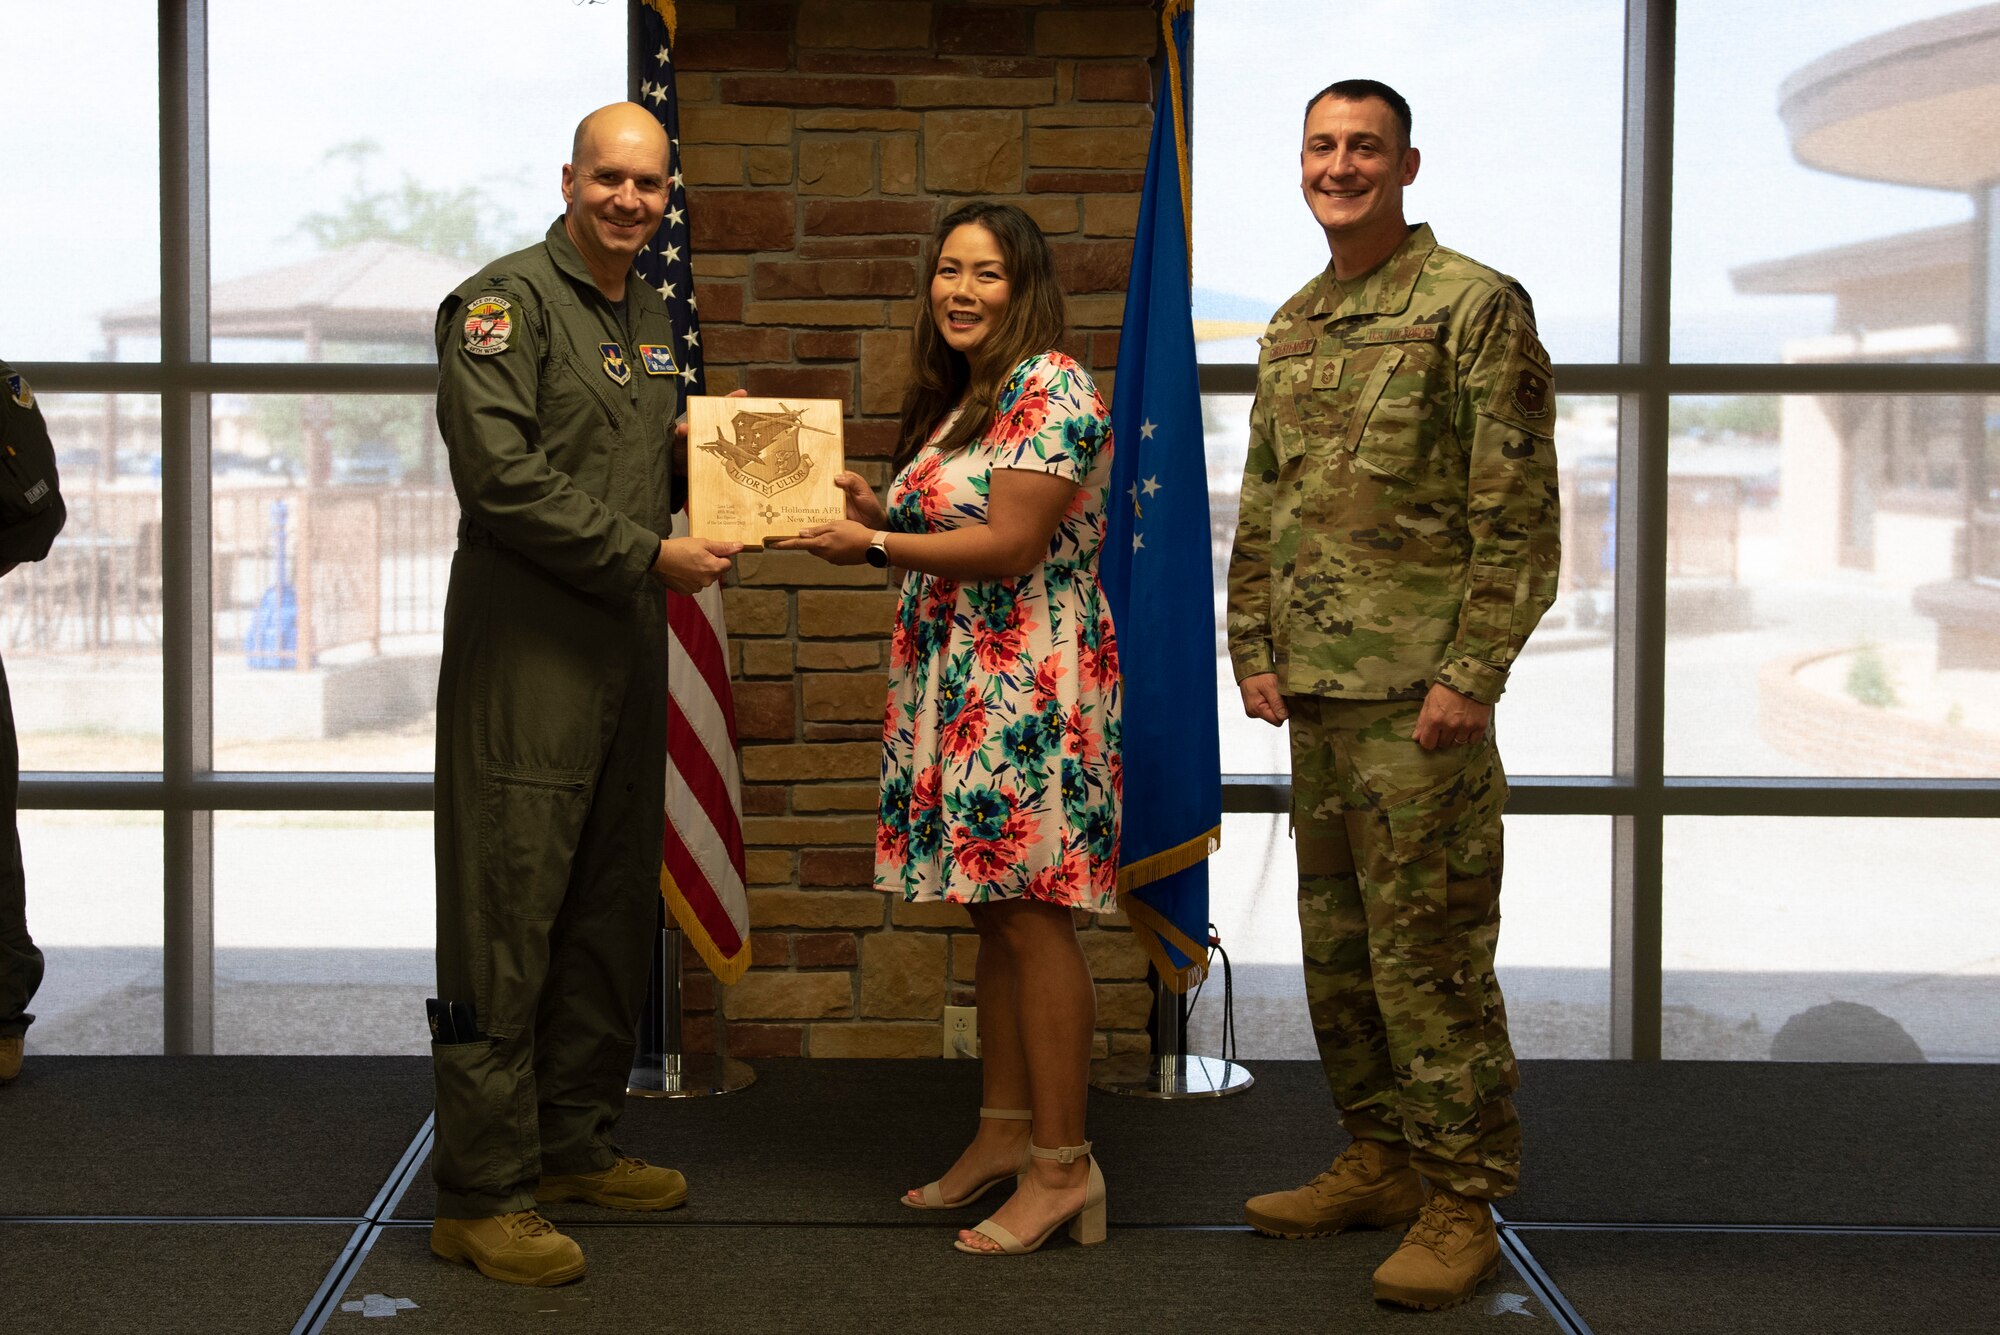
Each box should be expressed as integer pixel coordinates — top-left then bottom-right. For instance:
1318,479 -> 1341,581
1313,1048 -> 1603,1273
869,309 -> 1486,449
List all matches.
4,1 -> 1996,1061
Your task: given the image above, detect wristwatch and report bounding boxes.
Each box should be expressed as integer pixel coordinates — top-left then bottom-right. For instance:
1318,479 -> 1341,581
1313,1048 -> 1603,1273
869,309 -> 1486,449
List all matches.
865,531 -> 891,568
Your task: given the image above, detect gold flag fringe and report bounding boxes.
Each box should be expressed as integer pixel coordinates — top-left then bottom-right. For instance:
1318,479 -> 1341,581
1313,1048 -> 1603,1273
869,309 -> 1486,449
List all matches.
660,865 -> 751,985
639,0 -> 677,42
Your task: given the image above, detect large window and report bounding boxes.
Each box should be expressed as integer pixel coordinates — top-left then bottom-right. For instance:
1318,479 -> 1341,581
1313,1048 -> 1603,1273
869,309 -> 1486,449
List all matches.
1193,0 -> 2000,1060
12,3 -> 1998,1059
10,2 -> 623,1053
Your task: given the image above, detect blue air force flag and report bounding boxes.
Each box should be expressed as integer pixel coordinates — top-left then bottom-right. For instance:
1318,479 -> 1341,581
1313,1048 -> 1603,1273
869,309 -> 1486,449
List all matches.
1101,0 -> 1220,991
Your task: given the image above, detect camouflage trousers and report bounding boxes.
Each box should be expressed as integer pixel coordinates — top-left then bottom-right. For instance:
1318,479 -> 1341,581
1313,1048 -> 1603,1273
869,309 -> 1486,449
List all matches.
1287,694 -> 1521,1199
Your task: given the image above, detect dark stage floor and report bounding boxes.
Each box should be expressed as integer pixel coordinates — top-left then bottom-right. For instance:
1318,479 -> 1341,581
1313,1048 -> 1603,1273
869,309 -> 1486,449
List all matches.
2,1058 -> 1995,1333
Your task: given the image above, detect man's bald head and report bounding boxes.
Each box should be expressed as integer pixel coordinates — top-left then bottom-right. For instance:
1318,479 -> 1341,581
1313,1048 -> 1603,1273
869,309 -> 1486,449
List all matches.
562,102 -> 672,295
571,101 -> 669,173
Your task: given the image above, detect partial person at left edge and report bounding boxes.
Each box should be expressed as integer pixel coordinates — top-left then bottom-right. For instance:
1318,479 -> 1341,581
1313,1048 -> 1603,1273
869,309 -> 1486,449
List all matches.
0,360 -> 65,1085
427,101 -> 741,1288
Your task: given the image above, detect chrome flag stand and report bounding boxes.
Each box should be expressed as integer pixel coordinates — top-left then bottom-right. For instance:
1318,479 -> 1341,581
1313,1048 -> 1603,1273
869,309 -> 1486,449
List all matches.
628,907 -> 754,1099
1090,966 -> 1253,1100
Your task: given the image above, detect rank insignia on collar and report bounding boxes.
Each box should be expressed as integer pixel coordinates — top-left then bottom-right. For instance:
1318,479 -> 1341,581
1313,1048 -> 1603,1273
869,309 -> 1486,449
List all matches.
600,343 -> 632,386
638,344 -> 678,376
6,373 -> 33,409
461,296 -> 512,356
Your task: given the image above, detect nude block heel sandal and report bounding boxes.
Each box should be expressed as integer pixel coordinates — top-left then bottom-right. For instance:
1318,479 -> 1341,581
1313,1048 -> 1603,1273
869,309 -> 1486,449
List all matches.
902,1107 -> 1033,1210
954,1141 -> 1106,1255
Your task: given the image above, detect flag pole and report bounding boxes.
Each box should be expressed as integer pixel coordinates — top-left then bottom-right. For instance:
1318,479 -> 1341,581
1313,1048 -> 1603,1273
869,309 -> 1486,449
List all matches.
629,899 -> 754,1098
1091,958 -> 1252,1099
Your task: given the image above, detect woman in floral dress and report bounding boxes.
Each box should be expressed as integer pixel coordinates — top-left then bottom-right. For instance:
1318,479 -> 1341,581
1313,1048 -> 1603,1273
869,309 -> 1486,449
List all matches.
774,202 -> 1120,1256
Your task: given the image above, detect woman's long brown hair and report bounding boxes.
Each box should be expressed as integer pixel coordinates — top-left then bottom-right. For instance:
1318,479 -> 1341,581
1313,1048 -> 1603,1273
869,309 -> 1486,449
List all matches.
892,202 -> 1067,472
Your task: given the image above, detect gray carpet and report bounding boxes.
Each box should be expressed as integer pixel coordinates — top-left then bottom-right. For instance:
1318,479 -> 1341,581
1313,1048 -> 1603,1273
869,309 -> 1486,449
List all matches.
1506,1061 -> 2000,1226
1519,1229 -> 2000,1335
0,1056 -> 432,1218
352,1221 -> 1542,1335
0,1222 -> 356,1335
14,1057 -> 1988,1229
393,1058 -> 1354,1225
10,1056 -> 2000,1334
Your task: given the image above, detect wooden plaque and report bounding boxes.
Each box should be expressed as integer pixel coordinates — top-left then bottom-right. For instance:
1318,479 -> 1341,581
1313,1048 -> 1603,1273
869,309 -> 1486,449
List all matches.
685,395 -> 846,548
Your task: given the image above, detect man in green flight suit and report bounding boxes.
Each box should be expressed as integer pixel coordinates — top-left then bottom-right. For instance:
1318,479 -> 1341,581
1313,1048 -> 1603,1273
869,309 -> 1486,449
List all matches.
0,360 -> 65,1086
1228,80 -> 1561,1310
428,102 -> 740,1287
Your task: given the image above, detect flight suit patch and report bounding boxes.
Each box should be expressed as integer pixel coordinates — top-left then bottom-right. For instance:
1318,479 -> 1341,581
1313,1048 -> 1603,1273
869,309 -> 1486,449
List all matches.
1268,338 -> 1314,360
1511,368 -> 1550,419
638,344 -> 677,376
461,296 -> 513,356
5,373 -> 32,409
600,343 -> 632,386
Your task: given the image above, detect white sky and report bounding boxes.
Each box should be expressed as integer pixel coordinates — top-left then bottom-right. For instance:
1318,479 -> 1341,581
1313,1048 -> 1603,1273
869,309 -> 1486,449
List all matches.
0,1 -> 1985,365
1192,0 -> 1982,363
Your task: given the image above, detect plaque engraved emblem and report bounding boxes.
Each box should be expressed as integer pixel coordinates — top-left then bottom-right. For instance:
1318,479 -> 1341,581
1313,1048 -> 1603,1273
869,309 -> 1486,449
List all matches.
686,396 -> 846,548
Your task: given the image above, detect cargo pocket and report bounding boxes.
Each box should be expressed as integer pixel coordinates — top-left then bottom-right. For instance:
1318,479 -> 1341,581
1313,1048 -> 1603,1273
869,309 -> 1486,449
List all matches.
1348,344 -> 1444,486
482,764 -> 595,923
1383,766 -> 1475,868
1460,562 -> 1522,659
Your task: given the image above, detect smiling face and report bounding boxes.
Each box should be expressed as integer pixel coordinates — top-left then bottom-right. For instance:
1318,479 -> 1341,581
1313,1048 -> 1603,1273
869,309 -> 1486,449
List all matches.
562,105 -> 670,278
1299,93 -> 1419,251
929,223 -> 1012,358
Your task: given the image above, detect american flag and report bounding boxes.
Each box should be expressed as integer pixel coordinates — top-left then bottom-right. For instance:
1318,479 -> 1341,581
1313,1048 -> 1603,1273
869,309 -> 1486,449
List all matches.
635,0 -> 751,983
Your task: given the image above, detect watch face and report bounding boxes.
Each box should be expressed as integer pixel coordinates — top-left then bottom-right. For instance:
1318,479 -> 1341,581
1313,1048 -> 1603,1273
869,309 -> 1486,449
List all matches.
865,545 -> 889,568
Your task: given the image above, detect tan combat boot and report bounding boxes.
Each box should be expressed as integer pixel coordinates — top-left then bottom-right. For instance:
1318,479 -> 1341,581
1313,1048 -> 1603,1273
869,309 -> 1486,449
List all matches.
1243,1139 -> 1425,1238
430,1210 -> 585,1286
1371,1185 -> 1500,1310
536,1156 -> 688,1211
0,1036 -> 21,1083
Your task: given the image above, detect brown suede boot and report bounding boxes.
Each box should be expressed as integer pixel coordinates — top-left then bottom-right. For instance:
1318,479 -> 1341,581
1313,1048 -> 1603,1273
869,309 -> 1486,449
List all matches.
1243,1139 -> 1425,1239
1371,1185 -> 1501,1310
535,1156 -> 688,1211
430,1210 -> 585,1286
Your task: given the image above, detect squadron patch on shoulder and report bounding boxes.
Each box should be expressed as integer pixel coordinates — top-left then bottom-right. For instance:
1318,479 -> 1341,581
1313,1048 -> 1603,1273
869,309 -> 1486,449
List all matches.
638,344 -> 677,376
5,373 -> 32,409
461,296 -> 514,355
1512,368 -> 1551,419
600,342 -> 632,386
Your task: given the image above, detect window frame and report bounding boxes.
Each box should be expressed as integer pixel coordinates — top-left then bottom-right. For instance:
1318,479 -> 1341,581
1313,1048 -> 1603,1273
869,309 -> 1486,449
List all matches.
16,1 -> 2000,1057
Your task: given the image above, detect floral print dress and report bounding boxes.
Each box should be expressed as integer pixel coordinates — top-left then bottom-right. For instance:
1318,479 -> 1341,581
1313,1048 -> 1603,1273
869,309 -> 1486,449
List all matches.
875,352 -> 1123,913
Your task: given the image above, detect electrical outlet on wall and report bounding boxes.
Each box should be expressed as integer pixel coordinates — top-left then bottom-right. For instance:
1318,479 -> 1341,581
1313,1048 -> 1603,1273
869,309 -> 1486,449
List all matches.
943,1005 -> 979,1058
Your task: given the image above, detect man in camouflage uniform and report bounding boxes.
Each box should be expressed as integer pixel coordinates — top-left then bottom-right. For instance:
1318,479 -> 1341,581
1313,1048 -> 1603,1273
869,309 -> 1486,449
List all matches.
1228,80 -> 1560,1310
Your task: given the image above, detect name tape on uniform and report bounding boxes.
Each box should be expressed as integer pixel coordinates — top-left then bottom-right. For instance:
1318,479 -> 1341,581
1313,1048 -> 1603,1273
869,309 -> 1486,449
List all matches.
1267,337 -> 1315,360
1361,324 -> 1442,345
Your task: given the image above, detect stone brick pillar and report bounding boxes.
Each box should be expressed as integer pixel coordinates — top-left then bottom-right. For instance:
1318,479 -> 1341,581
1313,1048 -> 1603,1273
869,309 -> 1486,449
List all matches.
676,1 -> 1164,1059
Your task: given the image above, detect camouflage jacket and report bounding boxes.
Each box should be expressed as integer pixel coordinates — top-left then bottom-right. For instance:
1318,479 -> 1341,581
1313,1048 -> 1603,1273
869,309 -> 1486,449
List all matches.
1226,224 -> 1561,706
